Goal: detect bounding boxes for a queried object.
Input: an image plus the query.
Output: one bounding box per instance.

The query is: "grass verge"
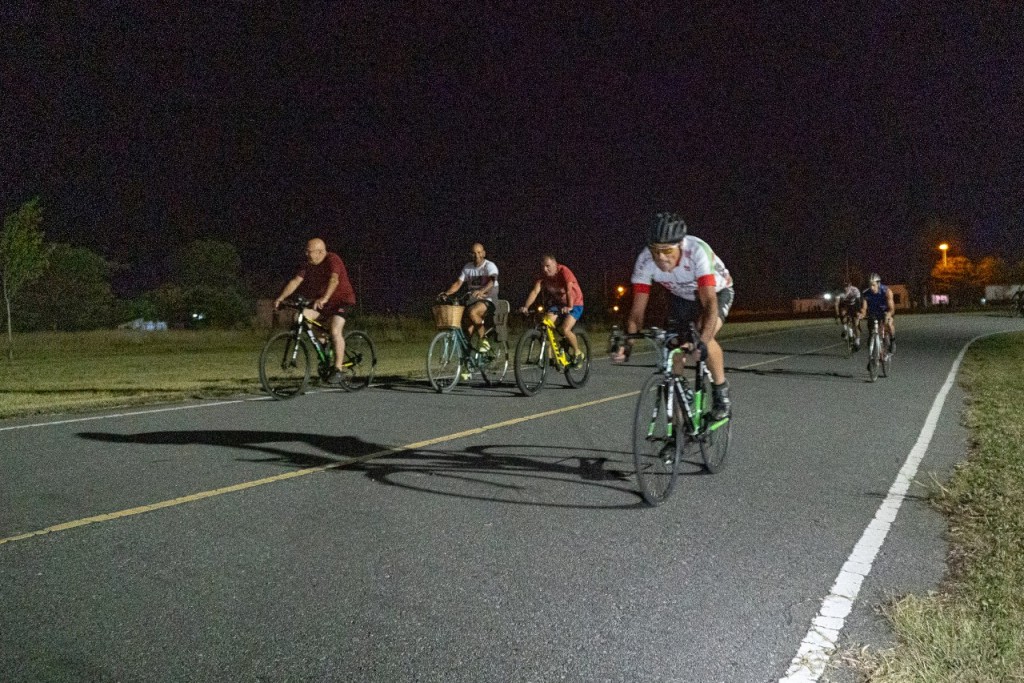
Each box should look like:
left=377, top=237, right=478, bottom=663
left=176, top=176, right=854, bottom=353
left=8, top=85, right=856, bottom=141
left=0, top=316, right=830, bottom=419
left=853, top=332, right=1024, bottom=681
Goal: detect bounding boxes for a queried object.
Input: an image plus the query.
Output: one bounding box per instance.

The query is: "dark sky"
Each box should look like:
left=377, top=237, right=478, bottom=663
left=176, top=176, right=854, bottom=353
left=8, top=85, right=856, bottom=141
left=3, top=2, right=1023, bottom=311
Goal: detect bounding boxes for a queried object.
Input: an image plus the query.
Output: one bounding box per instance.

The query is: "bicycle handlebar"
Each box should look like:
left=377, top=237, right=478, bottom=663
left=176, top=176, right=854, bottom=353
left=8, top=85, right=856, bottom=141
left=609, top=325, right=707, bottom=361
left=278, top=296, right=313, bottom=311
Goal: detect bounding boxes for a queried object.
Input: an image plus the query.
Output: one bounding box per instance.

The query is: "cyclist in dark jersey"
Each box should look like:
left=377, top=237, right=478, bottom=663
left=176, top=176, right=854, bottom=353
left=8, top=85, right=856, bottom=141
left=273, top=238, right=357, bottom=384
left=857, top=273, right=896, bottom=354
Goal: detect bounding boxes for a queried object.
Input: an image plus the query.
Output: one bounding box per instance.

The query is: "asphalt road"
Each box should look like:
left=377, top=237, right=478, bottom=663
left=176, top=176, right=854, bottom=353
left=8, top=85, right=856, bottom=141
left=2, top=313, right=1022, bottom=682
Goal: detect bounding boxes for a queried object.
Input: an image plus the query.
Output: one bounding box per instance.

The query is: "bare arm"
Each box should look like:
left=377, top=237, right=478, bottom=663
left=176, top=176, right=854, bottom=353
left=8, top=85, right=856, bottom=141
left=274, top=276, right=304, bottom=308
left=626, top=289, right=649, bottom=335
left=442, top=279, right=463, bottom=297
left=520, top=280, right=543, bottom=312
left=316, top=274, right=340, bottom=309
left=696, top=285, right=719, bottom=345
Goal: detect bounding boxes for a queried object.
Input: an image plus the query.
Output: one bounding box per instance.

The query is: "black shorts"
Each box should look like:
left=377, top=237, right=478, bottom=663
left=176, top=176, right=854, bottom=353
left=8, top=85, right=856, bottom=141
left=668, top=287, right=734, bottom=330
left=468, top=299, right=496, bottom=318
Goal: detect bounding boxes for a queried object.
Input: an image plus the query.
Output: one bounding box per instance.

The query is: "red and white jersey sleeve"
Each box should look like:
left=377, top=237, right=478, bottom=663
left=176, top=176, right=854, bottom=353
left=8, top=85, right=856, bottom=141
left=630, top=235, right=732, bottom=301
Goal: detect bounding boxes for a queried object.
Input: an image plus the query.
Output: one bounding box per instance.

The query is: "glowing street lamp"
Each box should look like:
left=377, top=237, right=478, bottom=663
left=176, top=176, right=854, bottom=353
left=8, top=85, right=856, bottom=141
left=938, top=243, right=949, bottom=266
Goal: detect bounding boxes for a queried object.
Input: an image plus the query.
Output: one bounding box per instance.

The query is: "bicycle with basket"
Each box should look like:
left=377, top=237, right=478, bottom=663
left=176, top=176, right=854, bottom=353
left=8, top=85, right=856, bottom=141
left=425, top=293, right=510, bottom=392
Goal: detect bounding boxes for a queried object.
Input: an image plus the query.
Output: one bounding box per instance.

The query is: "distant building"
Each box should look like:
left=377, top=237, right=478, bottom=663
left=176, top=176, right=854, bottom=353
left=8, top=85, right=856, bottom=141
left=985, top=284, right=1024, bottom=302
left=792, top=284, right=911, bottom=314
left=118, top=318, right=168, bottom=331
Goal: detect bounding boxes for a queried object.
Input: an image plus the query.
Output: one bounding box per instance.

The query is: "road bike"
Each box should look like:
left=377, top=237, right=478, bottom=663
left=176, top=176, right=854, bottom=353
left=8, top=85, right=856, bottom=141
left=839, top=311, right=860, bottom=357
left=426, top=296, right=510, bottom=393
left=611, top=325, right=731, bottom=506
left=259, top=296, right=377, bottom=399
left=512, top=312, right=592, bottom=397
left=865, top=316, right=892, bottom=382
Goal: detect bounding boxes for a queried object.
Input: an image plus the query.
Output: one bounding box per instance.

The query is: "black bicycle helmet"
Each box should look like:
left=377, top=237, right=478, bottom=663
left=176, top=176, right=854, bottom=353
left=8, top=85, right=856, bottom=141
left=649, top=212, right=688, bottom=244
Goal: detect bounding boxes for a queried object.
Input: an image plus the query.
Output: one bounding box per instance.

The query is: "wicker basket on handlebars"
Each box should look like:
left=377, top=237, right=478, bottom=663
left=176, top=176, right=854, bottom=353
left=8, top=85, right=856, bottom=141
left=432, top=304, right=465, bottom=329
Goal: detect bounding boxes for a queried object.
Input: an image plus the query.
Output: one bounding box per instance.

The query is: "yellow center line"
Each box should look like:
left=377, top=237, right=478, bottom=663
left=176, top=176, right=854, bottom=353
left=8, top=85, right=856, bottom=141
left=737, top=341, right=845, bottom=369
left=0, top=391, right=639, bottom=547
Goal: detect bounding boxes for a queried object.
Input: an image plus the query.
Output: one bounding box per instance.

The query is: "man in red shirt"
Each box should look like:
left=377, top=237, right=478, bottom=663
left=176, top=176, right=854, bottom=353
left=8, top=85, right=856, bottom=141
left=518, top=255, right=585, bottom=363
left=273, top=238, right=356, bottom=384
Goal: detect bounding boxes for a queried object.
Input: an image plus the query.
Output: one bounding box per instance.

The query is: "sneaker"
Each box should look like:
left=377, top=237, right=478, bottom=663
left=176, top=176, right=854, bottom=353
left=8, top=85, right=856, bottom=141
left=326, top=369, right=346, bottom=385
left=477, top=338, right=491, bottom=353
left=459, top=370, right=472, bottom=381
left=570, top=349, right=586, bottom=368
left=711, top=384, right=731, bottom=421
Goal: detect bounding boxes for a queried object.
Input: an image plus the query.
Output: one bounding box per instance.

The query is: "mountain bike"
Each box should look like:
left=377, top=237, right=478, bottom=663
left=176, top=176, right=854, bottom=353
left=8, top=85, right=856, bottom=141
left=610, top=325, right=731, bottom=506
left=512, top=312, right=592, bottom=397
left=259, top=296, right=377, bottom=399
left=426, top=296, right=510, bottom=393
left=865, top=316, right=892, bottom=382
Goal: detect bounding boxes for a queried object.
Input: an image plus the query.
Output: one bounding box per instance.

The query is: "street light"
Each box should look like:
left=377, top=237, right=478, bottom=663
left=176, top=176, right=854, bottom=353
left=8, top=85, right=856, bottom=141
left=938, top=243, right=949, bottom=266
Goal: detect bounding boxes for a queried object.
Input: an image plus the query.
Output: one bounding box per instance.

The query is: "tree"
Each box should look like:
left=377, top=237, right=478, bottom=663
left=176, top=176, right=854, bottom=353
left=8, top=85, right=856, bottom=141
left=146, top=239, right=254, bottom=328
left=0, top=198, right=49, bottom=359
left=932, top=255, right=978, bottom=306
left=14, top=244, right=117, bottom=331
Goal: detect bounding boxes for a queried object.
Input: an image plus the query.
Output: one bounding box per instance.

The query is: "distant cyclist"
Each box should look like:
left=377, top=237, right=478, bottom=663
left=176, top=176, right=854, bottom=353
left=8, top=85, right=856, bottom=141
left=857, top=273, right=896, bottom=354
left=835, top=282, right=861, bottom=350
left=440, top=242, right=499, bottom=352
left=519, top=255, right=585, bottom=364
left=1013, top=287, right=1024, bottom=317
left=611, top=212, right=735, bottom=420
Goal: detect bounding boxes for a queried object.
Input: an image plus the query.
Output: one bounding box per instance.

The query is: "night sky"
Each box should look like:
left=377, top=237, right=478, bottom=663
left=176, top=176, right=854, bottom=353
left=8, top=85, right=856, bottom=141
left=3, top=3, right=1023, bottom=311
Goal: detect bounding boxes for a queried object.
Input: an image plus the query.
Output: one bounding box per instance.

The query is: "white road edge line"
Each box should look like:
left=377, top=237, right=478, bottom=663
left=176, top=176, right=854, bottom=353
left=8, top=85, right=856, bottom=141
left=778, top=332, right=991, bottom=682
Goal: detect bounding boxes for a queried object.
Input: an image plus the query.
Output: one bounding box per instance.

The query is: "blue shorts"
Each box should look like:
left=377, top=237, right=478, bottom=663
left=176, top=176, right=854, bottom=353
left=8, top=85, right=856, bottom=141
left=547, top=305, right=583, bottom=321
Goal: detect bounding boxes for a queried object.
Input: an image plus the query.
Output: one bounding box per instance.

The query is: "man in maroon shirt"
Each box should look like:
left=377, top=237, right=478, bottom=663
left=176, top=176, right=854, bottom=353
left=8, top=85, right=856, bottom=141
left=273, top=238, right=356, bottom=384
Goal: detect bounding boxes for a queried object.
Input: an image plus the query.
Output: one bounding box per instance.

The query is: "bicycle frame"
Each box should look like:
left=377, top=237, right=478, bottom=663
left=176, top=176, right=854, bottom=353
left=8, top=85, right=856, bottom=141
left=538, top=317, right=572, bottom=370
left=639, top=328, right=720, bottom=438
left=286, top=303, right=359, bottom=375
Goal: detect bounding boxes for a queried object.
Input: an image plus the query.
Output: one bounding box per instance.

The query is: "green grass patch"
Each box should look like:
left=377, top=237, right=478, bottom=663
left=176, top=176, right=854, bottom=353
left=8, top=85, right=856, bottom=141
left=0, top=316, right=829, bottom=419
left=854, top=332, right=1024, bottom=681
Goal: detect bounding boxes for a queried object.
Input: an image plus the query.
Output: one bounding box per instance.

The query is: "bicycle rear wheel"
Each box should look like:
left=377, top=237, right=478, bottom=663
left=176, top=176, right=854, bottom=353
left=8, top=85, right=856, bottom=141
left=481, top=339, right=510, bottom=386
left=564, top=331, right=592, bottom=388
left=632, top=373, right=680, bottom=506
left=880, top=333, right=891, bottom=378
left=699, top=378, right=731, bottom=473
left=340, top=331, right=376, bottom=391
left=514, top=329, right=548, bottom=396
left=259, top=331, right=311, bottom=399
left=427, top=330, right=462, bottom=393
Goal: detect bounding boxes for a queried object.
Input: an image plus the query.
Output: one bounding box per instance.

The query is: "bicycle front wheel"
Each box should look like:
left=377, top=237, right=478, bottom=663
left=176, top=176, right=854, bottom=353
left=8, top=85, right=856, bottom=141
left=259, top=331, right=311, bottom=400
left=514, top=329, right=548, bottom=396
left=481, top=339, right=510, bottom=386
left=340, top=331, right=376, bottom=391
left=427, top=330, right=462, bottom=393
left=632, top=373, right=680, bottom=506
left=564, top=331, right=592, bottom=388
left=867, top=334, right=879, bottom=382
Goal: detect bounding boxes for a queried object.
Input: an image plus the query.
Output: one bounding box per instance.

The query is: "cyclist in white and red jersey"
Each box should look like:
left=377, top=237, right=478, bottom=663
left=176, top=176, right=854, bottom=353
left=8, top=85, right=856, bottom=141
left=835, top=282, right=862, bottom=349
left=611, top=212, right=735, bottom=420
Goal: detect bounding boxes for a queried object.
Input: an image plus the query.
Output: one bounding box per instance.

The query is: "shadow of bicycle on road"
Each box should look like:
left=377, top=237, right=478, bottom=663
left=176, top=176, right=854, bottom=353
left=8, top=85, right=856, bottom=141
left=76, top=431, right=645, bottom=509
